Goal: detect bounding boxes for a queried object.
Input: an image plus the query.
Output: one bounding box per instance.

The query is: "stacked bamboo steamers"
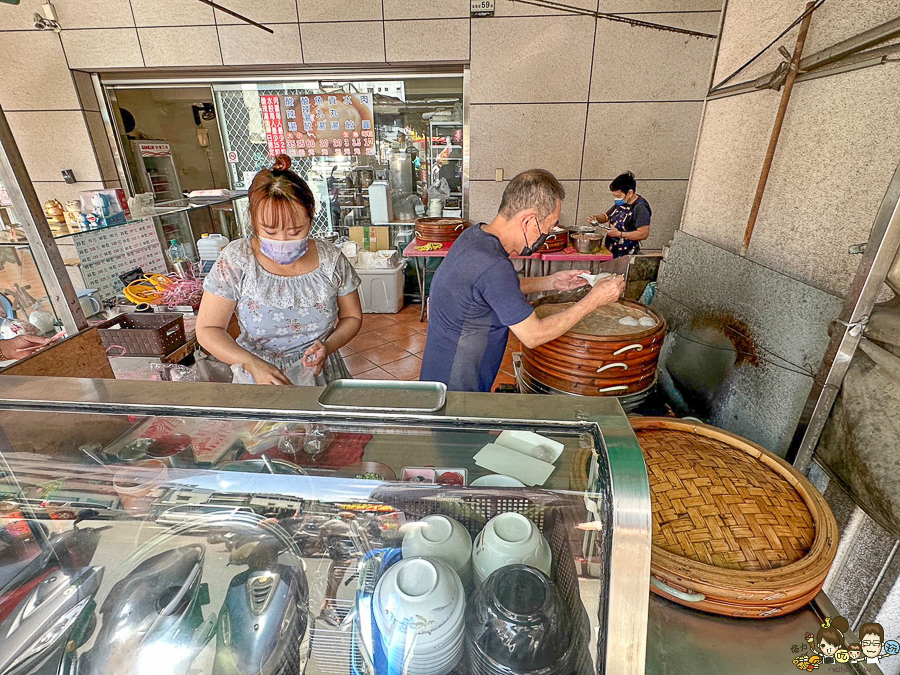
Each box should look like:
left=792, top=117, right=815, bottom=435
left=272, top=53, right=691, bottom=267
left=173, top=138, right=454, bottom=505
left=414, top=217, right=469, bottom=245
left=520, top=300, right=665, bottom=409
left=632, top=418, right=839, bottom=618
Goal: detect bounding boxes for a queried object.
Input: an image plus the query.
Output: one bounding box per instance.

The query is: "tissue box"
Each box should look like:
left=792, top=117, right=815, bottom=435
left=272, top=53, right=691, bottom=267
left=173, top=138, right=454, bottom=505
left=350, top=225, right=390, bottom=252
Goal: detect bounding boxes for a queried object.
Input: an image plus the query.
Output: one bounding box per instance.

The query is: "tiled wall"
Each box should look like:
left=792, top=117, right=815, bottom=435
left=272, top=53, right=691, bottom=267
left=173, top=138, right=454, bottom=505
left=682, top=0, right=900, bottom=296
left=0, top=0, right=722, bottom=249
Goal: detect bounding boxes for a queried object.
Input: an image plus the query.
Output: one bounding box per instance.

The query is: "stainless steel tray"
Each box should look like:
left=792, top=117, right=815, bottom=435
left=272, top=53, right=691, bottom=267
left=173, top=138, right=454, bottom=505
left=317, top=379, right=447, bottom=412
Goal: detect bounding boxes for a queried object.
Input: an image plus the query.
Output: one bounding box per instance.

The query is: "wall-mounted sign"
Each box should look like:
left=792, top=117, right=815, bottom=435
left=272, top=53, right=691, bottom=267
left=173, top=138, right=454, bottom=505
left=471, top=0, right=495, bottom=17
left=278, top=92, right=376, bottom=159
left=226, top=150, right=238, bottom=163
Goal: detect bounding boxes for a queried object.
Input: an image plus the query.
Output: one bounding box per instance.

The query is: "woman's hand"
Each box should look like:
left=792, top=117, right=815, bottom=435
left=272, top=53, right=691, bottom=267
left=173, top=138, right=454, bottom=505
left=303, top=340, right=328, bottom=376
left=551, top=269, right=590, bottom=292
left=0, top=335, right=49, bottom=360
left=608, top=226, right=623, bottom=238
left=243, top=357, right=292, bottom=385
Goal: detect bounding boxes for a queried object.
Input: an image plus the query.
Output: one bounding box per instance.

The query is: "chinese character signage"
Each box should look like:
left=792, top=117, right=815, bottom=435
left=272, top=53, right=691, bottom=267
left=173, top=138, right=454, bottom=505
left=260, top=95, right=287, bottom=157
left=261, top=92, right=376, bottom=159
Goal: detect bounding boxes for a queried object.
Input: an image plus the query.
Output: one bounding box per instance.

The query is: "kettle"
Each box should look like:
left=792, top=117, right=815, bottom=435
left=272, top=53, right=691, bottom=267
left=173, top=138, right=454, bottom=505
left=77, top=289, right=102, bottom=317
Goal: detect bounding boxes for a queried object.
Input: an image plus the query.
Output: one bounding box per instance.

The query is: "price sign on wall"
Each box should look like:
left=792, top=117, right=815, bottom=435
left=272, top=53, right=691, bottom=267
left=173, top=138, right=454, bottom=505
left=278, top=93, right=376, bottom=159
left=471, top=0, right=495, bottom=17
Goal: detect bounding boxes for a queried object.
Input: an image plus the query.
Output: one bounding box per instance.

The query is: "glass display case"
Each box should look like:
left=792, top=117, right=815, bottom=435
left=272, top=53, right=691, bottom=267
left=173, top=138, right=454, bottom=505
left=0, top=376, right=651, bottom=675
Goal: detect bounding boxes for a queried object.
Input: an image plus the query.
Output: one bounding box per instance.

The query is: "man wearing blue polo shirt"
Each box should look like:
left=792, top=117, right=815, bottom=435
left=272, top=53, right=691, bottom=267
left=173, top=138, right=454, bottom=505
left=420, top=169, right=625, bottom=392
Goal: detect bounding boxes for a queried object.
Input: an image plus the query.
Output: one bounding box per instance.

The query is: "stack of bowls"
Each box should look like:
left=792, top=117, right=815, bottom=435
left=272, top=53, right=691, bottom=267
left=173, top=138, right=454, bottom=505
left=401, top=515, right=473, bottom=586
left=467, top=565, right=573, bottom=675
left=472, top=512, right=552, bottom=585
left=373, top=557, right=466, bottom=675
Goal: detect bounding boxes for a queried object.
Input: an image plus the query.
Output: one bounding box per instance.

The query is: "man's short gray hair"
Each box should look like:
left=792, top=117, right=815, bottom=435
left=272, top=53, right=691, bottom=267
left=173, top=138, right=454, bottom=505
left=498, top=169, right=566, bottom=220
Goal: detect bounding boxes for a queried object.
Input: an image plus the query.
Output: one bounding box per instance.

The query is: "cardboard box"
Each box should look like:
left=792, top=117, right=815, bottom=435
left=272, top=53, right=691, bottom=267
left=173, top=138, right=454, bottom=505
left=349, top=225, right=391, bottom=252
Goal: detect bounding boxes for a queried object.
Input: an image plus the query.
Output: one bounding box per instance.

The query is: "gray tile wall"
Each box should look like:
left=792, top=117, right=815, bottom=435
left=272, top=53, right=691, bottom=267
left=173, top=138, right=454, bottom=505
left=0, top=0, right=723, bottom=250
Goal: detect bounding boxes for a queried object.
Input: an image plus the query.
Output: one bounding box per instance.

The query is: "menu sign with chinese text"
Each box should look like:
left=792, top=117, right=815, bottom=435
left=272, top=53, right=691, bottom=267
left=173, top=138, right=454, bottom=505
left=273, top=92, right=376, bottom=158
left=260, top=95, right=286, bottom=157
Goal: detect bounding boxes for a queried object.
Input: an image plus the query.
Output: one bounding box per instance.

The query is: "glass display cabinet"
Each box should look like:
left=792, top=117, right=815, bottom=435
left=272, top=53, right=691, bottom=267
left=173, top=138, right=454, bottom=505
left=0, top=377, right=651, bottom=675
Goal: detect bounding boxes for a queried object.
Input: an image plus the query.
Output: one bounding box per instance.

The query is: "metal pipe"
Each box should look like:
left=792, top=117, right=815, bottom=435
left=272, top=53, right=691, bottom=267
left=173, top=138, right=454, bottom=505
left=740, top=2, right=815, bottom=256
left=788, top=159, right=900, bottom=470
left=195, top=0, right=273, bottom=33
left=799, top=16, right=900, bottom=72
left=0, top=105, right=87, bottom=334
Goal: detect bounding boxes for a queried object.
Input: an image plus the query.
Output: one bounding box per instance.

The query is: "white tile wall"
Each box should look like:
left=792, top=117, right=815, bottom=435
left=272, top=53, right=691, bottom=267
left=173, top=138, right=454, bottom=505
left=213, top=0, right=298, bottom=25
left=6, top=111, right=103, bottom=182
left=62, top=29, right=144, bottom=69
left=385, top=20, right=469, bottom=63
left=138, top=27, right=223, bottom=67
left=218, top=23, right=302, bottom=66
left=54, top=0, right=135, bottom=29
left=129, top=0, right=215, bottom=27
left=300, top=21, right=385, bottom=64
left=470, top=15, right=596, bottom=104
left=0, top=32, right=80, bottom=111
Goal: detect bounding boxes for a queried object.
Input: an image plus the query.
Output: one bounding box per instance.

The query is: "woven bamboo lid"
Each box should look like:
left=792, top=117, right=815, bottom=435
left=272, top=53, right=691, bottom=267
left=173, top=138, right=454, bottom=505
left=631, top=418, right=839, bottom=618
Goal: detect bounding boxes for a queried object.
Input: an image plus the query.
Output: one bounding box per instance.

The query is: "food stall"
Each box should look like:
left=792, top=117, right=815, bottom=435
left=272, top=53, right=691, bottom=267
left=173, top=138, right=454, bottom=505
left=0, top=375, right=651, bottom=675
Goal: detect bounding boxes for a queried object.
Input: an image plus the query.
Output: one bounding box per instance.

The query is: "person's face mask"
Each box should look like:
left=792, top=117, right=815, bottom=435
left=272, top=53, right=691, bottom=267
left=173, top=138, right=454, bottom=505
left=520, top=215, right=550, bottom=256
left=613, top=192, right=628, bottom=206
left=258, top=235, right=309, bottom=265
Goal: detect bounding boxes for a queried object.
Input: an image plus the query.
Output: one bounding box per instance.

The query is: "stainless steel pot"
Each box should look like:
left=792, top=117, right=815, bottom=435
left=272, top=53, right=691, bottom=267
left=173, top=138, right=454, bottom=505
left=569, top=226, right=603, bottom=254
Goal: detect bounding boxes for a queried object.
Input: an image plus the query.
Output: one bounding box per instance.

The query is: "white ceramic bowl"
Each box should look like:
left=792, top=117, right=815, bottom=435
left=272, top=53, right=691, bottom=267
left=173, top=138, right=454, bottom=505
left=374, top=557, right=463, bottom=640
left=401, top=516, right=472, bottom=584
left=472, top=512, right=552, bottom=584
left=471, top=474, right=526, bottom=488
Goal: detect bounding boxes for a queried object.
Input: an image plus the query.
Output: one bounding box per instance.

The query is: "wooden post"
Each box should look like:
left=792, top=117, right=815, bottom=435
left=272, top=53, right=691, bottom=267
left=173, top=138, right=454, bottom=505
left=741, top=1, right=816, bottom=256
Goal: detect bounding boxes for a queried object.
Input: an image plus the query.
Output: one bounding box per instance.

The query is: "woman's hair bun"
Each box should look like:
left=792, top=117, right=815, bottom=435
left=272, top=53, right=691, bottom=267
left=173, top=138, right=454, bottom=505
left=273, top=154, right=292, bottom=172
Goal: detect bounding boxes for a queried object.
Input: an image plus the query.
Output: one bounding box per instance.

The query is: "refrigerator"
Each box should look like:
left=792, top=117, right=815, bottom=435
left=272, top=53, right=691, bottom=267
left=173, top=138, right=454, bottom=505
left=131, top=140, right=183, bottom=202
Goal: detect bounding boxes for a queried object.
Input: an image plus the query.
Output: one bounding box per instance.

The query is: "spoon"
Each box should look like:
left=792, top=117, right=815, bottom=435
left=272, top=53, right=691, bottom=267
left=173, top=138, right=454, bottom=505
left=579, top=272, right=613, bottom=287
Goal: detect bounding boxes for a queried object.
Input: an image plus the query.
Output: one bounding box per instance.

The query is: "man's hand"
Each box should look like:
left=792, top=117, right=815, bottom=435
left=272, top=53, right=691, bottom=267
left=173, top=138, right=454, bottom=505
left=551, top=269, right=590, bottom=292
left=0, top=335, right=49, bottom=360
left=584, top=275, right=625, bottom=308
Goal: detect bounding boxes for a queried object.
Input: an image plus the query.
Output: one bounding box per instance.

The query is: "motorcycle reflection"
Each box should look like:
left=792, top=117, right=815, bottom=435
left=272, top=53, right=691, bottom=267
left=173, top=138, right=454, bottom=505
left=209, top=530, right=310, bottom=675
left=0, top=510, right=107, bottom=675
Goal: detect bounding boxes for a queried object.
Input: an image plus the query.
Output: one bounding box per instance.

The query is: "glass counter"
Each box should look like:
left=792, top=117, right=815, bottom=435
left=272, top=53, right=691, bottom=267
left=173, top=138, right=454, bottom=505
left=0, top=376, right=651, bottom=674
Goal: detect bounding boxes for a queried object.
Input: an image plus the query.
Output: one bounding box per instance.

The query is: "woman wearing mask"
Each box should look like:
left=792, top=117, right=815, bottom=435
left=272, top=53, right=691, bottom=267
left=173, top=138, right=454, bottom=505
left=196, top=155, right=362, bottom=385
left=590, top=171, right=652, bottom=258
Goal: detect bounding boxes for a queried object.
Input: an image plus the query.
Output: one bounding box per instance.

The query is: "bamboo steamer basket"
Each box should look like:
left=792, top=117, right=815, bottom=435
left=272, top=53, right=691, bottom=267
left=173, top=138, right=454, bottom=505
left=414, top=217, right=469, bottom=244
left=632, top=418, right=839, bottom=618
left=539, top=227, right=568, bottom=252
left=521, top=300, right=666, bottom=396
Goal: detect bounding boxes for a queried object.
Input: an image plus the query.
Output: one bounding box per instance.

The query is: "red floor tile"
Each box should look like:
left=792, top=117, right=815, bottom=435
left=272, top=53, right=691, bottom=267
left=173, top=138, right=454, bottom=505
left=355, top=366, right=396, bottom=380
left=342, top=353, right=377, bottom=376
left=381, top=354, right=422, bottom=381
left=379, top=323, right=419, bottom=341
left=346, top=332, right=388, bottom=352
left=390, top=332, right=427, bottom=355
left=339, top=345, right=355, bottom=357
left=362, top=314, right=398, bottom=330
left=358, top=344, right=412, bottom=367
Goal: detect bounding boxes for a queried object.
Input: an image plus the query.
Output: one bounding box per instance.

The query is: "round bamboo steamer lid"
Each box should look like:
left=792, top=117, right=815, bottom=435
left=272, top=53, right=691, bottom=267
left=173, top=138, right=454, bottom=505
left=632, top=417, right=838, bottom=618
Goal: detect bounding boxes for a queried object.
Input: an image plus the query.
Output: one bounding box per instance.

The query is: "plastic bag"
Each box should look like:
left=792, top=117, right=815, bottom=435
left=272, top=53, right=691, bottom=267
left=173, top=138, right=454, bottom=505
left=230, top=356, right=317, bottom=386
left=195, top=352, right=233, bottom=383
left=150, top=362, right=197, bottom=382
left=426, top=178, right=451, bottom=202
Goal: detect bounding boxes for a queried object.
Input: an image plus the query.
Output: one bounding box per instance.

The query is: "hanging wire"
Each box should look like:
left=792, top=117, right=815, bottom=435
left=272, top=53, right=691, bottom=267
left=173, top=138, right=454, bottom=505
left=710, top=0, right=827, bottom=92
left=509, top=0, right=717, bottom=38
left=651, top=286, right=821, bottom=382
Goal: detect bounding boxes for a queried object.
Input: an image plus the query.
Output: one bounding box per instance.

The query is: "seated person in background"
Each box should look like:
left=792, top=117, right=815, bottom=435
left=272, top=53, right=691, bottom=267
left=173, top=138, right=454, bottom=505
left=591, top=171, right=651, bottom=258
